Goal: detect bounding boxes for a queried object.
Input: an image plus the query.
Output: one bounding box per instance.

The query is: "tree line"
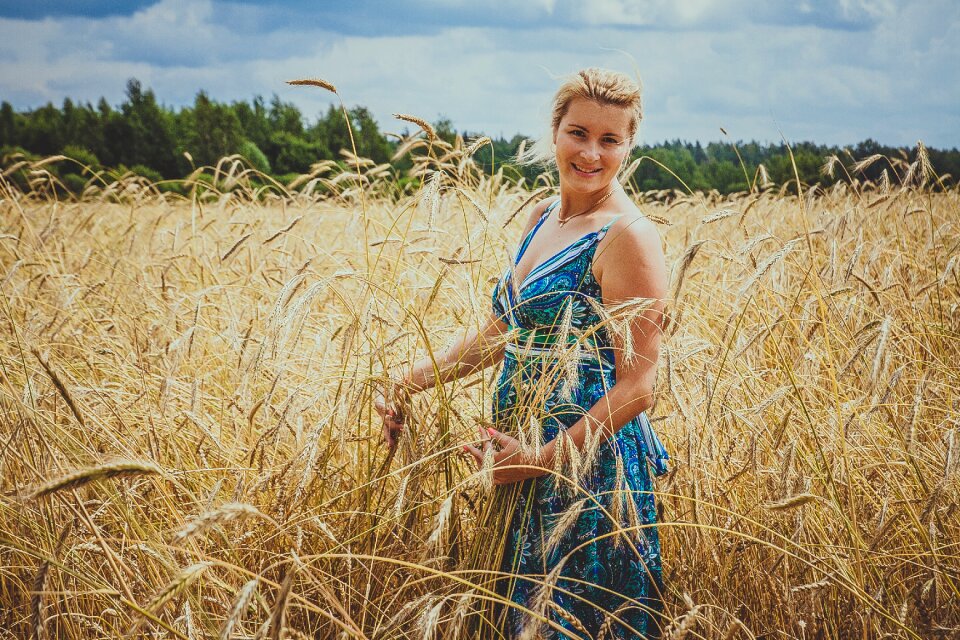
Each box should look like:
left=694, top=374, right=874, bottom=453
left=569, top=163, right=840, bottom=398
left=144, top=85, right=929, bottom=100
left=2, top=79, right=957, bottom=195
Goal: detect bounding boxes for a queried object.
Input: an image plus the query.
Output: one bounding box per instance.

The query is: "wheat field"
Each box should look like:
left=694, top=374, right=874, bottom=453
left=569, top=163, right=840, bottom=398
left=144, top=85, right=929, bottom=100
left=0, top=131, right=958, bottom=639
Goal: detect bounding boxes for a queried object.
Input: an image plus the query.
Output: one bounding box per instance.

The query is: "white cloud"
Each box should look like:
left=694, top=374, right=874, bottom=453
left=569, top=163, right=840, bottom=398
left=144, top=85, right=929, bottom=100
left=0, top=0, right=957, bottom=147
left=568, top=0, right=727, bottom=28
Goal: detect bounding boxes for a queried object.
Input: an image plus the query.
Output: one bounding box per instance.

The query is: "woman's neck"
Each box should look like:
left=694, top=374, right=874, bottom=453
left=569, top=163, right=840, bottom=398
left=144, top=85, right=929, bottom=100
left=557, top=181, right=622, bottom=223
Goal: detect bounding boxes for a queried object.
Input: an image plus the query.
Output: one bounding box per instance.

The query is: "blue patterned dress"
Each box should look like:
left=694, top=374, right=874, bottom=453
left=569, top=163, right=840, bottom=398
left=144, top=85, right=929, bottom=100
left=488, top=199, right=669, bottom=639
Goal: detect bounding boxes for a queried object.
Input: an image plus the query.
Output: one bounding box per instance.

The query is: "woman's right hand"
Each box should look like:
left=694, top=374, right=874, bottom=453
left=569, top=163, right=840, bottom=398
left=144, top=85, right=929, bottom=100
left=375, top=382, right=410, bottom=448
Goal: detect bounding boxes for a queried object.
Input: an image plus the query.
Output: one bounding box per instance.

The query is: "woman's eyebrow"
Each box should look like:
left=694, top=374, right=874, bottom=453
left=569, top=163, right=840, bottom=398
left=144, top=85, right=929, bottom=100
left=568, top=123, right=621, bottom=138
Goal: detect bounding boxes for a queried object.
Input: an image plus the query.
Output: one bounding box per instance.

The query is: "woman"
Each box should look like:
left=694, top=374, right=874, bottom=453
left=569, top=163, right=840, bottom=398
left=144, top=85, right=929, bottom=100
left=377, top=68, right=670, bottom=639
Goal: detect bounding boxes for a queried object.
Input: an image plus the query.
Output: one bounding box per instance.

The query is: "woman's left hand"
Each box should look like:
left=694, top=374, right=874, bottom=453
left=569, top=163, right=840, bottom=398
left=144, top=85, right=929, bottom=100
left=461, top=425, right=546, bottom=485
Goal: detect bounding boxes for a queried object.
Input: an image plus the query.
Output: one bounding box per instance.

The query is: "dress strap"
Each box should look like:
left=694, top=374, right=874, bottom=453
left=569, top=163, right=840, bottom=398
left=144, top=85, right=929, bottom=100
left=596, top=214, right=622, bottom=241
left=514, top=198, right=559, bottom=266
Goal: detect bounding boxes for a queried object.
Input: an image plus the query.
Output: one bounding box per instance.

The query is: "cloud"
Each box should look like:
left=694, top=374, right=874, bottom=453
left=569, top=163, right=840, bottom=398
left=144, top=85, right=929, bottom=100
left=0, top=0, right=156, bottom=20
left=0, top=0, right=340, bottom=69
left=0, top=0, right=957, bottom=147
left=751, top=0, right=897, bottom=31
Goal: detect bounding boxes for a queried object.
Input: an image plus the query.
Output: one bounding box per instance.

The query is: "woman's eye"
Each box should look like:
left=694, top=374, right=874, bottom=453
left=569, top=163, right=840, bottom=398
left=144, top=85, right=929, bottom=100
left=604, top=137, right=620, bottom=144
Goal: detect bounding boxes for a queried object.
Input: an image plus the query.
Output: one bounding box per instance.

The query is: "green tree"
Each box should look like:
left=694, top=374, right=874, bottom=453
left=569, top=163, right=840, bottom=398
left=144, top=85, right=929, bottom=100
left=116, top=79, right=178, bottom=176
left=186, top=91, right=242, bottom=167
left=233, top=96, right=271, bottom=151
left=270, top=131, right=328, bottom=174
left=433, top=116, right=456, bottom=145
left=21, top=103, right=64, bottom=156
left=239, top=139, right=271, bottom=174
left=310, top=104, right=349, bottom=161
left=269, top=95, right=304, bottom=135
left=350, top=106, right=390, bottom=163
left=0, top=102, right=15, bottom=145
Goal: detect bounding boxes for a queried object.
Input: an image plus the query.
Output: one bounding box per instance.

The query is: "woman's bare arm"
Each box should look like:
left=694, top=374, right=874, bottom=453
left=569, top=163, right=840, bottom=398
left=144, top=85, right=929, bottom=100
left=540, top=215, right=668, bottom=457
left=379, top=198, right=557, bottom=446
left=396, top=197, right=557, bottom=394
left=398, top=311, right=510, bottom=393
left=379, top=308, right=509, bottom=446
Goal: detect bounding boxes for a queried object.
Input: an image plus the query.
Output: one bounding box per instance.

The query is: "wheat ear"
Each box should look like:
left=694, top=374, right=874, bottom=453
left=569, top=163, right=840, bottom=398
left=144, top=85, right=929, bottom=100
left=286, top=78, right=338, bottom=94
left=25, top=460, right=161, bottom=500
left=393, top=113, right=437, bottom=141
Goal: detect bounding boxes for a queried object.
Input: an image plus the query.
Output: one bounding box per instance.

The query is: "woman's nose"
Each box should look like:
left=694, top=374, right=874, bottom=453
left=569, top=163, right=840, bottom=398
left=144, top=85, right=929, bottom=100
left=579, top=142, right=600, bottom=161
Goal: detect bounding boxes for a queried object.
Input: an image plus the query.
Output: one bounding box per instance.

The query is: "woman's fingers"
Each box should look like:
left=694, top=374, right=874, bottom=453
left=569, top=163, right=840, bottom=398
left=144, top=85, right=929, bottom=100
left=476, top=423, right=491, bottom=443
left=383, top=423, right=400, bottom=447
left=380, top=404, right=404, bottom=447
left=383, top=425, right=392, bottom=447
left=485, top=427, right=513, bottom=448
left=462, top=443, right=484, bottom=463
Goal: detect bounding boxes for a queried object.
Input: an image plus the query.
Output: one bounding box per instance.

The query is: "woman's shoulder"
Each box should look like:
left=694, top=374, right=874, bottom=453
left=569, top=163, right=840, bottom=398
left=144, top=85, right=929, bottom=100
left=533, top=195, right=561, bottom=218
left=518, top=195, right=560, bottom=235
left=605, top=202, right=662, bottom=246
left=595, top=203, right=666, bottom=277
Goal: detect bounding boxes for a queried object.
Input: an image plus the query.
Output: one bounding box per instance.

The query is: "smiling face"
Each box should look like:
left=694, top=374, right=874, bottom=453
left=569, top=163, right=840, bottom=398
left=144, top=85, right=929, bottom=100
left=552, top=97, right=633, bottom=194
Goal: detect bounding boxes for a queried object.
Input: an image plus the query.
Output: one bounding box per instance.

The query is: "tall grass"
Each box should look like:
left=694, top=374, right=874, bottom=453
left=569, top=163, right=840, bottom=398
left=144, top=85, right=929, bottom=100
left=0, top=130, right=957, bottom=638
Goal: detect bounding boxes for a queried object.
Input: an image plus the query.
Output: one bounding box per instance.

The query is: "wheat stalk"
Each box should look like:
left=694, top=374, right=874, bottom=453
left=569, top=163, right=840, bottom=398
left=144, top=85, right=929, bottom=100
left=31, top=347, right=84, bottom=427
left=548, top=600, right=590, bottom=637
left=220, top=578, right=259, bottom=640
left=393, top=113, right=437, bottom=141
left=31, top=521, right=72, bottom=640
left=221, top=232, right=252, bottom=262
left=544, top=498, right=587, bottom=557
left=130, top=562, right=212, bottom=633
left=393, top=474, right=410, bottom=518
left=464, top=136, right=491, bottom=157
left=664, top=593, right=702, bottom=639
left=503, top=187, right=551, bottom=227
left=25, top=461, right=161, bottom=500
left=904, top=373, right=927, bottom=455
left=871, top=316, right=892, bottom=385
left=267, top=567, right=295, bottom=640
left=423, top=170, right=442, bottom=230
left=424, top=492, right=455, bottom=556
left=418, top=597, right=444, bottom=640
left=671, top=240, right=706, bottom=303
left=764, top=493, right=820, bottom=511
left=175, top=502, right=270, bottom=541
left=738, top=239, right=801, bottom=298
left=286, top=78, right=338, bottom=94
left=851, top=154, right=884, bottom=175
left=702, top=209, right=741, bottom=224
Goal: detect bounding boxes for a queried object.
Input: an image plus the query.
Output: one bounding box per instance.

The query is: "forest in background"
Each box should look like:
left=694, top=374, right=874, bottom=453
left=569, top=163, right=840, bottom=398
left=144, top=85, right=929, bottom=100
left=2, top=79, right=958, bottom=195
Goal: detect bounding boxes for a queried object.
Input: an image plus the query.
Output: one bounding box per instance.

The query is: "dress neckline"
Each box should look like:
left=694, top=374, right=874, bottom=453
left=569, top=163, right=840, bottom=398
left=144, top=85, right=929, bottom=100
left=510, top=199, right=620, bottom=297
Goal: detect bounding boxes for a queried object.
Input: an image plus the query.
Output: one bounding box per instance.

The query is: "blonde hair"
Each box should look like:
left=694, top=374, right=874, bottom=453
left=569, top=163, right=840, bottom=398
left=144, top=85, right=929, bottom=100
left=518, top=67, right=643, bottom=168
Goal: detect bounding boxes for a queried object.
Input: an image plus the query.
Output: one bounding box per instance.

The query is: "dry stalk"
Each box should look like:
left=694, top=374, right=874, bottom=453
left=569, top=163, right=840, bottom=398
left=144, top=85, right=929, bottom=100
left=130, top=562, right=212, bottom=633
left=544, top=498, right=587, bottom=557
left=764, top=493, right=820, bottom=511
left=286, top=78, right=338, bottom=94
left=175, top=502, right=271, bottom=541
left=31, top=347, right=84, bottom=427
left=25, top=461, right=161, bottom=500
left=393, top=113, right=437, bottom=141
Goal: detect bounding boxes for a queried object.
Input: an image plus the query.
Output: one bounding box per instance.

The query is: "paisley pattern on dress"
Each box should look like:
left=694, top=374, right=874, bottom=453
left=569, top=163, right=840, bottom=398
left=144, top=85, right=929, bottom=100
left=489, top=199, right=668, bottom=639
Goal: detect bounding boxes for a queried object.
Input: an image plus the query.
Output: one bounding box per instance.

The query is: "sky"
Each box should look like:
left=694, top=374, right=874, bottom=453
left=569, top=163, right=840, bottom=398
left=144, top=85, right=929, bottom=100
left=0, top=0, right=958, bottom=148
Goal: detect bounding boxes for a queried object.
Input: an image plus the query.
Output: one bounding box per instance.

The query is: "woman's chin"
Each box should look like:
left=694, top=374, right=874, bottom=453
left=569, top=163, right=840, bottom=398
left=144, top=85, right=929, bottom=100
left=563, top=173, right=612, bottom=192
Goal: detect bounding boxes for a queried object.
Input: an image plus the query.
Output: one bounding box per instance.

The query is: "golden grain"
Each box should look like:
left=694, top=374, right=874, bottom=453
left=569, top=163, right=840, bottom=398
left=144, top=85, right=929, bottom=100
left=0, top=143, right=956, bottom=638
left=764, top=493, right=820, bottom=511
left=393, top=113, right=437, bottom=141
left=25, top=460, right=161, bottom=500
left=286, top=78, right=338, bottom=94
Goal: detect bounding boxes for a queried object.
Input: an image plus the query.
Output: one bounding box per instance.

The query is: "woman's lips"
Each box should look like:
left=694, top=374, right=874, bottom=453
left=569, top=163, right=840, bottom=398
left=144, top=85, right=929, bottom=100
left=572, top=163, right=601, bottom=176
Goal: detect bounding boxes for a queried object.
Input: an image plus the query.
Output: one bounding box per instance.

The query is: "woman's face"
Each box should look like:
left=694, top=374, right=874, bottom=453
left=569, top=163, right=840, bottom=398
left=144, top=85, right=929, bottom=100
left=552, top=97, right=633, bottom=194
